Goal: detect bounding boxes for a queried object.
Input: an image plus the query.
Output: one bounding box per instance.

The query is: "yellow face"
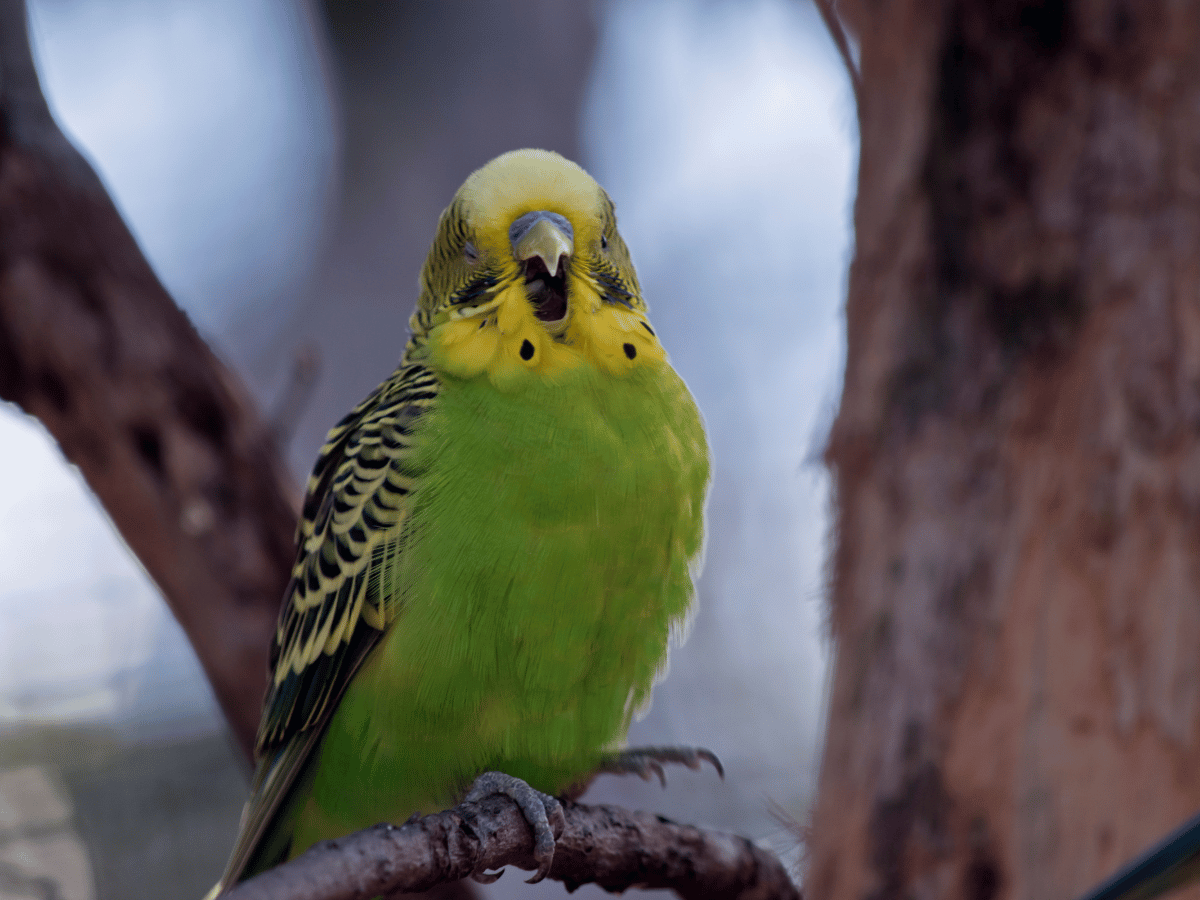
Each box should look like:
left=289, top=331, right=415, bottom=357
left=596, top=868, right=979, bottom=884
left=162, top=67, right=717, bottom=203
left=407, top=149, right=666, bottom=387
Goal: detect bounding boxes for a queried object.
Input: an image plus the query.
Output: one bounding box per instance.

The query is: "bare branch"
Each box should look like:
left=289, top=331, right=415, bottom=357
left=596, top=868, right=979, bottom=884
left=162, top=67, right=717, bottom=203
left=0, top=0, right=295, bottom=759
left=223, top=794, right=801, bottom=900
left=812, top=0, right=861, bottom=112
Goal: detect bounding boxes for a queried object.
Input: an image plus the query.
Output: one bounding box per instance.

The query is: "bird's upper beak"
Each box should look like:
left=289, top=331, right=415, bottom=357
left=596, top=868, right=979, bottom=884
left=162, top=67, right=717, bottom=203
left=510, top=210, right=573, bottom=274
left=510, top=210, right=572, bottom=324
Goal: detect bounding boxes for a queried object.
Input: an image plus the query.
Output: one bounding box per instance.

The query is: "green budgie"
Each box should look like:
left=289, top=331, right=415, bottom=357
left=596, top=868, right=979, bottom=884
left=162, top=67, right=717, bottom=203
left=213, top=149, right=713, bottom=892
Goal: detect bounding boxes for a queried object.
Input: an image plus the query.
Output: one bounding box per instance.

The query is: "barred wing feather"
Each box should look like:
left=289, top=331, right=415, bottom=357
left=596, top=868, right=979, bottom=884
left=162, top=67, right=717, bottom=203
left=217, top=364, right=438, bottom=889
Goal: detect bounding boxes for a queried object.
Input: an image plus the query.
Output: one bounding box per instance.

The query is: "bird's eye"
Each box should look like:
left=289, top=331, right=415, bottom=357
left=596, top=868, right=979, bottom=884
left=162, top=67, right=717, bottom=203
left=464, top=241, right=479, bottom=262
left=600, top=234, right=608, bottom=250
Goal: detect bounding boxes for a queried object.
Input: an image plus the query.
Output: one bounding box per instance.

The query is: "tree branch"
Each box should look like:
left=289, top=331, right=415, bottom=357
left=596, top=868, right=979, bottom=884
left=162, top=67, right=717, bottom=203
left=0, top=0, right=295, bottom=760
left=223, top=794, right=800, bottom=900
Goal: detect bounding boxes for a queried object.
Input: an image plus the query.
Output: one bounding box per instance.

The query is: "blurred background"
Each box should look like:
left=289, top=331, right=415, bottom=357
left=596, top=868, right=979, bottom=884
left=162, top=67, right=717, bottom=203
left=0, top=1, right=855, bottom=897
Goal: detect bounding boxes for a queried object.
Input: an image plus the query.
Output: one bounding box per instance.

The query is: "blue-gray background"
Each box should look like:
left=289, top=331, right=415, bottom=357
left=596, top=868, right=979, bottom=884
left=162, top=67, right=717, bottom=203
left=0, top=2, right=855, bottom=896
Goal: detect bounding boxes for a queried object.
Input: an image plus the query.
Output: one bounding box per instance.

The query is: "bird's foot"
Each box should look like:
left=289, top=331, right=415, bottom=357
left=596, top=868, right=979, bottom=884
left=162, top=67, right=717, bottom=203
left=463, top=771, right=566, bottom=884
left=597, top=745, right=724, bottom=788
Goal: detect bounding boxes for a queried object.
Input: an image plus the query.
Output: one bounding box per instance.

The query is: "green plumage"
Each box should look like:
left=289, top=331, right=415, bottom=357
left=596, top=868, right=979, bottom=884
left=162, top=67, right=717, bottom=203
left=216, top=149, right=709, bottom=890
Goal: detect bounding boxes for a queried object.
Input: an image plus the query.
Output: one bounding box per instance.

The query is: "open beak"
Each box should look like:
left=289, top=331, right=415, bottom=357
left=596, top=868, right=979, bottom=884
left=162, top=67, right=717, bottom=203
left=510, top=210, right=573, bottom=323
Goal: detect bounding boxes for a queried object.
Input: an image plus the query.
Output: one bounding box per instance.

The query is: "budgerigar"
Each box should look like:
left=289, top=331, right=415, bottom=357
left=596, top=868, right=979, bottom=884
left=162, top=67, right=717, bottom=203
left=213, top=149, right=712, bottom=892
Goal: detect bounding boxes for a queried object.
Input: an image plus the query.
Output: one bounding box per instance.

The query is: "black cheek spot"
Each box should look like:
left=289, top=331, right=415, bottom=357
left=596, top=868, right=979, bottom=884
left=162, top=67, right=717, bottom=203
left=640, top=321, right=655, bottom=337
left=520, top=339, right=535, bottom=361
left=623, top=343, right=637, bottom=360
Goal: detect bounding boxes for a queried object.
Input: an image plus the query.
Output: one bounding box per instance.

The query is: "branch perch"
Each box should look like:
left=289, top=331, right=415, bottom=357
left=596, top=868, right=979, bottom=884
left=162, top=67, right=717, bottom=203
left=223, top=794, right=800, bottom=900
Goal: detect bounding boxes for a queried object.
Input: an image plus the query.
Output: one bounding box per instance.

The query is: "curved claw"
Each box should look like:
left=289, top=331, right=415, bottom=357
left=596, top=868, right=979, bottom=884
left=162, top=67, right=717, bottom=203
left=598, top=745, right=724, bottom=786
left=463, top=771, right=564, bottom=884
left=697, top=748, right=725, bottom=779
left=527, top=795, right=567, bottom=883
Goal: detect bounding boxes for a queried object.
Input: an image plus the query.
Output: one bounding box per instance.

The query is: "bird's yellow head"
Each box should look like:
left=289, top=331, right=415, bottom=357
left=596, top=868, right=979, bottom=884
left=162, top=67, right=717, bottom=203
left=405, top=149, right=665, bottom=387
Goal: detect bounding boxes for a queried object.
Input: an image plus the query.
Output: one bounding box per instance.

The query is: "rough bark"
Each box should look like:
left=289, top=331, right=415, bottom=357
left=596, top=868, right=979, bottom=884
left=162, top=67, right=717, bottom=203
left=0, top=0, right=296, bottom=760
left=810, top=2, right=1200, bottom=899
left=223, top=795, right=799, bottom=900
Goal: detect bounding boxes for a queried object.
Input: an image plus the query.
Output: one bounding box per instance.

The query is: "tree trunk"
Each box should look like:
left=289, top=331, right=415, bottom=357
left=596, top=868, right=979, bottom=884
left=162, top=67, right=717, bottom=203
left=810, top=2, right=1200, bottom=899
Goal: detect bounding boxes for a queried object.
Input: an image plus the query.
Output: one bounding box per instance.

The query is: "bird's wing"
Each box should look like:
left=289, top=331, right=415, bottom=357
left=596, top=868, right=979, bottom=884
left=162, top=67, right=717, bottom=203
left=216, top=363, right=440, bottom=890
